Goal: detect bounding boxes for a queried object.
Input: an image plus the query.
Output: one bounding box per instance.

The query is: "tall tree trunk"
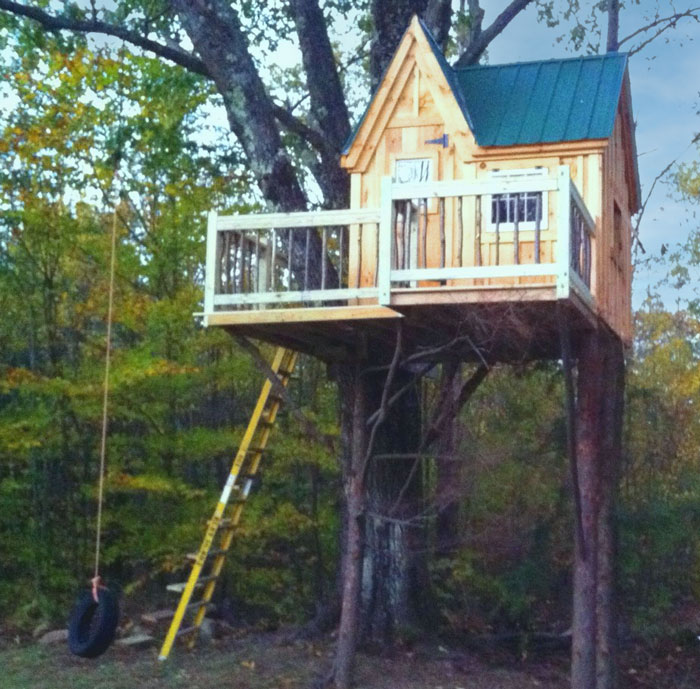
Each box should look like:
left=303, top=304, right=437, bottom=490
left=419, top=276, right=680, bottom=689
left=332, top=363, right=368, bottom=689
left=435, top=362, right=460, bottom=557
left=606, top=0, right=620, bottom=52
left=360, top=370, right=426, bottom=642
left=596, top=335, right=625, bottom=689
left=572, top=331, right=604, bottom=689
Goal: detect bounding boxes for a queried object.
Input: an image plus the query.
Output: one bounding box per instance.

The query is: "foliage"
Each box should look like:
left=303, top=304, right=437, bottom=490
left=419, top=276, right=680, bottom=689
left=0, top=33, right=339, bottom=629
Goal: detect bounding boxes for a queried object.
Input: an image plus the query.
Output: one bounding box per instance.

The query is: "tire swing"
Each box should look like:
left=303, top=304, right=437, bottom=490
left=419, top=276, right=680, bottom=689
left=68, top=202, right=120, bottom=658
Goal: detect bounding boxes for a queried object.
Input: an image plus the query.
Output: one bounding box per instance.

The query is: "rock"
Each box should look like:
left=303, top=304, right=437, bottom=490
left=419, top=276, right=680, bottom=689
left=32, top=623, right=50, bottom=640
left=114, top=633, right=155, bottom=649
left=199, top=618, right=215, bottom=643
left=38, top=629, right=68, bottom=645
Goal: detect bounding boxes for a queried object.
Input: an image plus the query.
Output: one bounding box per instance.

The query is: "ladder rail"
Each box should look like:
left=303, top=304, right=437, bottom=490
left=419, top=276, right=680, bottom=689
left=158, top=347, right=297, bottom=660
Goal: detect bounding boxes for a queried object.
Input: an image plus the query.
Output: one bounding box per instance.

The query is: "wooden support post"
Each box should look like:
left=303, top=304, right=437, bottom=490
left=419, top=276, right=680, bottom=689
left=203, top=211, right=218, bottom=326
left=596, top=334, right=625, bottom=689
left=378, top=176, right=393, bottom=305
left=557, top=166, right=571, bottom=299
left=568, top=327, right=624, bottom=689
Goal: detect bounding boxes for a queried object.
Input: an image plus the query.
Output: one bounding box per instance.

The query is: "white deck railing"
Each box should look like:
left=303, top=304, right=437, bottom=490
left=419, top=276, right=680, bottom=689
left=203, top=165, right=595, bottom=318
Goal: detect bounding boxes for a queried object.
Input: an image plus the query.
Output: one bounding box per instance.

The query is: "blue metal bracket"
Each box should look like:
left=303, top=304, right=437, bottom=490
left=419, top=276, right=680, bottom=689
left=424, top=133, right=448, bottom=148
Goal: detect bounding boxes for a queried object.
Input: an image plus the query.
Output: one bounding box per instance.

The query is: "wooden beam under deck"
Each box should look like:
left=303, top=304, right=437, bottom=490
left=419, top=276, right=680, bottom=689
left=206, top=305, right=403, bottom=327
left=206, top=296, right=599, bottom=365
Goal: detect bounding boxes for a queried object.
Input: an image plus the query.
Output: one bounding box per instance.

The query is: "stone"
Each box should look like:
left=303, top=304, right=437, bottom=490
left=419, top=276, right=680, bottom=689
left=38, top=629, right=68, bottom=645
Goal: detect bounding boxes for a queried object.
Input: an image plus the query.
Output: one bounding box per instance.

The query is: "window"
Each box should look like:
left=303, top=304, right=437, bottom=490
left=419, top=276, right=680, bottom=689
left=485, top=167, right=548, bottom=232
left=394, top=157, right=433, bottom=184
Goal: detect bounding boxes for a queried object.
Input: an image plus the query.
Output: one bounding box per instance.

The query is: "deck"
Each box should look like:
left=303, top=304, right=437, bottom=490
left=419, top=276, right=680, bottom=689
left=202, top=166, right=598, bottom=363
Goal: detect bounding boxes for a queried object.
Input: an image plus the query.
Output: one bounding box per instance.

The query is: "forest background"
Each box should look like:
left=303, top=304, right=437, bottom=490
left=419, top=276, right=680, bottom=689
left=1, top=0, right=700, bottom=665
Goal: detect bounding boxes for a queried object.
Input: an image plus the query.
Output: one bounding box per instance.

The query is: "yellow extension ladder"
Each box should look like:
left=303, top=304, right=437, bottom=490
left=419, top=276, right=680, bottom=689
left=158, top=347, right=297, bottom=660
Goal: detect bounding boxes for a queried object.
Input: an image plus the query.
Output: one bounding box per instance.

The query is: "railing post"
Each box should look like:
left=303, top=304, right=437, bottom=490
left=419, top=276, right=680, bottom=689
left=378, top=176, right=393, bottom=305
left=204, top=210, right=219, bottom=326
left=556, top=166, right=571, bottom=299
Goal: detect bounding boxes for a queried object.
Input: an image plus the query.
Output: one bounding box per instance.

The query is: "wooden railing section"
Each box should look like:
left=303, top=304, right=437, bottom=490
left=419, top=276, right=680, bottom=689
left=204, top=209, right=381, bottom=313
left=204, top=166, right=595, bottom=318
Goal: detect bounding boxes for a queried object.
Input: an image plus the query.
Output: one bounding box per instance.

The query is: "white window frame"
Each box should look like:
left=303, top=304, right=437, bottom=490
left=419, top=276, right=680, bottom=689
left=483, top=167, right=549, bottom=233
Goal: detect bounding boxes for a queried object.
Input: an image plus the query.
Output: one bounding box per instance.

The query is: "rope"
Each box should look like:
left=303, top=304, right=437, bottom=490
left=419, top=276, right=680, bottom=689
left=93, top=202, right=119, bottom=593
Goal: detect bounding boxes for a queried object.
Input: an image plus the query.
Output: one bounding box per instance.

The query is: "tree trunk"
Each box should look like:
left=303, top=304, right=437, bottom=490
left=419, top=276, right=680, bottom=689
left=360, top=370, right=427, bottom=643
left=571, top=331, right=603, bottom=689
left=571, top=329, right=624, bottom=689
left=332, top=362, right=368, bottom=689
left=596, top=335, right=625, bottom=689
left=606, top=0, right=620, bottom=52
left=435, top=362, right=461, bottom=557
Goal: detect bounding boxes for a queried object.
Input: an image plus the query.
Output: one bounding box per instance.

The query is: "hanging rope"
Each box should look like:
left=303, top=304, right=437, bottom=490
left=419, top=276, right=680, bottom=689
left=92, top=201, right=119, bottom=601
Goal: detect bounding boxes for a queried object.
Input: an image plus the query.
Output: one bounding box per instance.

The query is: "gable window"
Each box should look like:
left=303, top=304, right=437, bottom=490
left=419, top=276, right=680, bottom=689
left=486, top=168, right=548, bottom=232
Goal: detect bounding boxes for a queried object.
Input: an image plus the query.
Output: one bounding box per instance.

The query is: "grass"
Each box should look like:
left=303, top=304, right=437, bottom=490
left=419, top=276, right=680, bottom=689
left=0, top=630, right=570, bottom=689
left=3, top=629, right=699, bottom=689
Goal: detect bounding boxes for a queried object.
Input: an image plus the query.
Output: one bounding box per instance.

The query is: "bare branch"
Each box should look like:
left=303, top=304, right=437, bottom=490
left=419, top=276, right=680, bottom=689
left=0, top=0, right=210, bottom=77
left=632, top=132, right=700, bottom=256
left=420, top=363, right=488, bottom=451
left=619, top=7, right=700, bottom=54
left=361, top=322, right=404, bottom=479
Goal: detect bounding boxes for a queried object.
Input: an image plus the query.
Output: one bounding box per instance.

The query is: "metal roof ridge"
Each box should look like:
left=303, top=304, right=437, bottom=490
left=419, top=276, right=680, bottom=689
left=453, top=51, right=628, bottom=73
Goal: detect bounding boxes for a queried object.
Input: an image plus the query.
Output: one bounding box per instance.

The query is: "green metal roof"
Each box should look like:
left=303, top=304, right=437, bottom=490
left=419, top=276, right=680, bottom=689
left=342, top=19, right=630, bottom=152
left=454, top=54, right=628, bottom=147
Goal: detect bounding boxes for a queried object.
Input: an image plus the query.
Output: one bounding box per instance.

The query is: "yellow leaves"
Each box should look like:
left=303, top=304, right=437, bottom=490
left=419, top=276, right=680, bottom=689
left=0, top=366, right=44, bottom=393
left=111, top=472, right=180, bottom=494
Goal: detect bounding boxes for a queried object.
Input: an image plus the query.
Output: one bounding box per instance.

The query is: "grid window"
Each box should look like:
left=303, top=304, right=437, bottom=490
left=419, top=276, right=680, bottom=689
left=491, top=192, right=544, bottom=226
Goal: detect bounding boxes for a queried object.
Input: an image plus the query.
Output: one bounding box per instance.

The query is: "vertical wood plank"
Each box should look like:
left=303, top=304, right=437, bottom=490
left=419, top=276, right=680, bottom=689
left=378, top=176, right=393, bottom=304
left=204, top=211, right=219, bottom=324
left=556, top=165, right=571, bottom=299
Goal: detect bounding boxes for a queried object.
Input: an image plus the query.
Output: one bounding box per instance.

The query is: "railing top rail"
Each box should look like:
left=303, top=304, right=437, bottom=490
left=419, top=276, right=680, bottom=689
left=569, top=180, right=596, bottom=235
left=216, top=207, right=381, bottom=231
left=390, top=177, right=558, bottom=201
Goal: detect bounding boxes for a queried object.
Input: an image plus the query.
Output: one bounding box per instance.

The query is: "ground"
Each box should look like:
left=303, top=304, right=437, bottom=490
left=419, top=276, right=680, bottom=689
left=1, top=629, right=699, bottom=689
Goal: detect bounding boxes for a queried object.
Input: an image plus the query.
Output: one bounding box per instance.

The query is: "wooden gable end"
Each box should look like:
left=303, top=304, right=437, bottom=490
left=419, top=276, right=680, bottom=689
left=341, top=16, right=476, bottom=175
left=616, top=73, right=641, bottom=214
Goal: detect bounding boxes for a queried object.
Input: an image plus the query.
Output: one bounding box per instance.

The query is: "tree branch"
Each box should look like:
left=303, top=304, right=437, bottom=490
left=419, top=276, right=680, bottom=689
left=271, top=103, right=330, bottom=154
left=619, top=7, right=700, bottom=53
left=454, top=0, right=534, bottom=67
left=290, top=0, right=350, bottom=153
left=0, top=0, right=210, bottom=77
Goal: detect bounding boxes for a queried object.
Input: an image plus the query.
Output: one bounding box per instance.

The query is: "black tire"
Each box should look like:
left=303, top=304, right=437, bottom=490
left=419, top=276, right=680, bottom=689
left=68, top=588, right=120, bottom=658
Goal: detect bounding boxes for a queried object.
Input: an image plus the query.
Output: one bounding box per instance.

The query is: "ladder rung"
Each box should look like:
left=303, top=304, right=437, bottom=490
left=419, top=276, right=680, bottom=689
left=166, top=575, right=218, bottom=594
left=210, top=517, right=236, bottom=528
left=142, top=601, right=213, bottom=625
left=141, top=608, right=176, bottom=626
left=175, top=625, right=198, bottom=638
left=186, top=549, right=227, bottom=562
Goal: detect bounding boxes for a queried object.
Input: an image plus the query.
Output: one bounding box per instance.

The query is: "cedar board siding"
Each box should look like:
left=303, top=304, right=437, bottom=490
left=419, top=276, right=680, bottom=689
left=342, top=23, right=635, bottom=344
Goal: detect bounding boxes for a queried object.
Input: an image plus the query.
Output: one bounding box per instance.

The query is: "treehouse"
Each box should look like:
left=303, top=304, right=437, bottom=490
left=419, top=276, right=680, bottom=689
left=157, top=17, right=641, bottom=660
left=201, top=17, right=640, bottom=363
